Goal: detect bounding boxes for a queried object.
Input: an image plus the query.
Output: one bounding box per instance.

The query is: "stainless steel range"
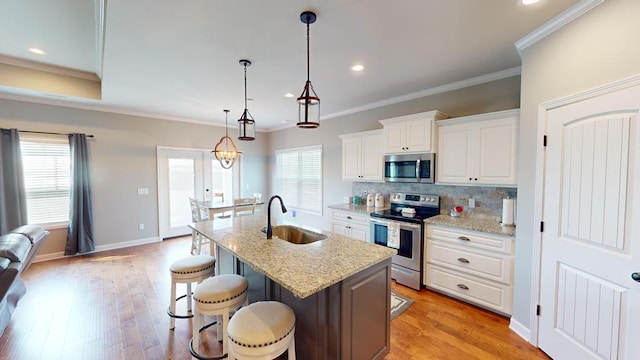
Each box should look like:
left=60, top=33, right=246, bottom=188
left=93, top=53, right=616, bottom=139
left=370, top=193, right=440, bottom=290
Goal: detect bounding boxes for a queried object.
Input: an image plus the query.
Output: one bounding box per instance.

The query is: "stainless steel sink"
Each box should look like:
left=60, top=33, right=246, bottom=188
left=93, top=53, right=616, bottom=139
left=262, top=225, right=327, bottom=244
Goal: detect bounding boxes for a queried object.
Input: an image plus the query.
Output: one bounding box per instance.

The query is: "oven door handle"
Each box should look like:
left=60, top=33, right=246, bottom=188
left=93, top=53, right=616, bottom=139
left=370, top=218, right=391, bottom=227
left=370, top=218, right=421, bottom=230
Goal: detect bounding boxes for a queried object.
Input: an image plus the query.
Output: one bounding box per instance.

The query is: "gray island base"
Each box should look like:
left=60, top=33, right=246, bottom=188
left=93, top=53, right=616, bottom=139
left=190, top=215, right=396, bottom=360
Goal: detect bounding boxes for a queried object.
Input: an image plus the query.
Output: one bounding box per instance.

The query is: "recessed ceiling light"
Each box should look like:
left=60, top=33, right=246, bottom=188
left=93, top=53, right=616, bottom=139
left=29, top=48, right=45, bottom=55
left=351, top=64, right=364, bottom=72
left=520, top=0, right=539, bottom=5
left=284, top=93, right=295, bottom=98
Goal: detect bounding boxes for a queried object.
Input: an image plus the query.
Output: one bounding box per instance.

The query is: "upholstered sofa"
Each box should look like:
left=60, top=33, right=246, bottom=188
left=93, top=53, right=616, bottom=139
left=0, top=225, right=49, bottom=336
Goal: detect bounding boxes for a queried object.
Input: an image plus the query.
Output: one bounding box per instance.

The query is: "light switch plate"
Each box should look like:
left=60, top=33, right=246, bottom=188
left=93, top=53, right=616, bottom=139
left=468, top=198, right=476, bottom=208
left=137, top=188, right=149, bottom=195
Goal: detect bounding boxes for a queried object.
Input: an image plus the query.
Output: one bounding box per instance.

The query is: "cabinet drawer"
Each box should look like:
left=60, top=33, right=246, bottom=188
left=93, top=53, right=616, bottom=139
left=424, top=264, right=512, bottom=315
left=427, top=225, right=513, bottom=254
left=426, top=240, right=512, bottom=284
left=332, top=210, right=369, bottom=226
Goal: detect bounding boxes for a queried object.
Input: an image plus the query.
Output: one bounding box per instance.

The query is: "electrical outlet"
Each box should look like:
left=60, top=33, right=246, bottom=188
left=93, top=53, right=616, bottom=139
left=137, top=188, right=149, bottom=195
left=139, top=223, right=145, bottom=230
left=468, top=198, right=476, bottom=208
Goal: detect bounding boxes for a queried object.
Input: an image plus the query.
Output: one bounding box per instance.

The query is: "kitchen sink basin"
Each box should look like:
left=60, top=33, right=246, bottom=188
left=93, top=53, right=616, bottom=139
left=262, top=225, right=327, bottom=244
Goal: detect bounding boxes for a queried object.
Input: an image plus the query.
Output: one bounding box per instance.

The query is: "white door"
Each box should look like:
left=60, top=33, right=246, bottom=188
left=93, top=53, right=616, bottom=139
left=157, top=148, right=239, bottom=239
left=539, top=84, right=640, bottom=359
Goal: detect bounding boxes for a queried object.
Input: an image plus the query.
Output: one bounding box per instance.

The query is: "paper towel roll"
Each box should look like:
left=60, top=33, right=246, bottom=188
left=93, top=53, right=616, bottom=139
left=501, top=198, right=515, bottom=226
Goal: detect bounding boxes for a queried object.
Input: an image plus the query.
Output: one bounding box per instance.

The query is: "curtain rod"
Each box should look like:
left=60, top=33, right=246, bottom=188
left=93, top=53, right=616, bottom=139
left=18, top=130, right=95, bottom=138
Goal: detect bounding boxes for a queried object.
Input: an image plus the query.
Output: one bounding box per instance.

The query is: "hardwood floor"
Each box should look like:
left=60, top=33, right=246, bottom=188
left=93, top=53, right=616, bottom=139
left=0, top=236, right=550, bottom=360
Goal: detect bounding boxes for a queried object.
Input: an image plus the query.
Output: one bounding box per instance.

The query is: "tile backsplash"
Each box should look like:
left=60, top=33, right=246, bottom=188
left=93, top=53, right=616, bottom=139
left=352, top=182, right=516, bottom=220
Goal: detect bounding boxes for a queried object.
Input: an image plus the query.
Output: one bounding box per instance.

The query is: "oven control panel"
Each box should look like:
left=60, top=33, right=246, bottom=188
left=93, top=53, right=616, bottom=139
left=390, top=193, right=439, bottom=207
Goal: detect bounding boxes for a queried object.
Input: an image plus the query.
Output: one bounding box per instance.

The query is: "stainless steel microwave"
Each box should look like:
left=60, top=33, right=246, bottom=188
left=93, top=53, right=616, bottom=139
left=384, top=153, right=435, bottom=183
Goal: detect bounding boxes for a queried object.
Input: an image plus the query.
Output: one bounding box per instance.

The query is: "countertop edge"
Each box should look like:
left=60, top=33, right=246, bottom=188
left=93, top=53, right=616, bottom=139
left=425, top=214, right=516, bottom=237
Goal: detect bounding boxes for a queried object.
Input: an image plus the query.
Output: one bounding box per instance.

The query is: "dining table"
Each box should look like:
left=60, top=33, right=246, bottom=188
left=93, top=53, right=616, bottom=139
left=198, top=199, right=264, bottom=219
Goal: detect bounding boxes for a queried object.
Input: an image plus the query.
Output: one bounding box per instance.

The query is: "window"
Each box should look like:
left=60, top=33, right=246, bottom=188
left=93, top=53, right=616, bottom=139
left=20, top=134, right=71, bottom=226
left=275, top=145, right=322, bottom=215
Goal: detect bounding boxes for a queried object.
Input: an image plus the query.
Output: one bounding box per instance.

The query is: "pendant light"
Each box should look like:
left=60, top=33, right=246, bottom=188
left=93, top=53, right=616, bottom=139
left=297, top=11, right=320, bottom=129
left=213, top=109, right=241, bottom=169
left=238, top=59, right=256, bottom=141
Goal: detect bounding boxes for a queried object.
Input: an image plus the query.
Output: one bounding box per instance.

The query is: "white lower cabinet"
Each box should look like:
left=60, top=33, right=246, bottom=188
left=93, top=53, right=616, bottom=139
left=331, top=210, right=370, bottom=242
left=424, top=224, right=514, bottom=315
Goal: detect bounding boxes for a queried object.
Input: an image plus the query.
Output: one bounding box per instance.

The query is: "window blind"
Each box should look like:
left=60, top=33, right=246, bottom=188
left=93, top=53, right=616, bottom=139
left=20, top=135, right=71, bottom=225
left=275, top=145, right=322, bottom=215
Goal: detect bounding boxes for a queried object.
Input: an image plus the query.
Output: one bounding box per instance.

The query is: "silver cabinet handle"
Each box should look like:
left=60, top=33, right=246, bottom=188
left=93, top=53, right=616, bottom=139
left=632, top=272, right=640, bottom=282
left=457, top=258, right=470, bottom=263
left=457, top=284, right=469, bottom=290
left=458, top=236, right=470, bottom=241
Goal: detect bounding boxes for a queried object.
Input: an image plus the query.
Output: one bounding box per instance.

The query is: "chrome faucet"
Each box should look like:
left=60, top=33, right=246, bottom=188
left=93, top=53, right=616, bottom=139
left=266, top=195, right=288, bottom=239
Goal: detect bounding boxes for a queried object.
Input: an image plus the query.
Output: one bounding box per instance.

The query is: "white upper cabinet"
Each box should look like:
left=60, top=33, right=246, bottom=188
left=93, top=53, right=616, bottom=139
left=379, top=110, right=448, bottom=154
left=339, top=130, right=383, bottom=182
left=436, top=109, right=519, bottom=187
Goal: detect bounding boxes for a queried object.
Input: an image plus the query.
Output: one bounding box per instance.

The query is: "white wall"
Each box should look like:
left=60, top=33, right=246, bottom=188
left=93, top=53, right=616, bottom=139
left=515, top=0, right=640, bottom=334
left=0, top=99, right=269, bottom=256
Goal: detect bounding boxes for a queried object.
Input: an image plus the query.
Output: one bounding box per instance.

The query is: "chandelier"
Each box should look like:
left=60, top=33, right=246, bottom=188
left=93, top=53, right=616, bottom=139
left=212, top=109, right=241, bottom=169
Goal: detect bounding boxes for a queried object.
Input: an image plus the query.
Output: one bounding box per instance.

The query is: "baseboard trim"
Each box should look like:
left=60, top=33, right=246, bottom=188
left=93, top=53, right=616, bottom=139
left=509, top=317, right=533, bottom=344
left=33, top=236, right=162, bottom=263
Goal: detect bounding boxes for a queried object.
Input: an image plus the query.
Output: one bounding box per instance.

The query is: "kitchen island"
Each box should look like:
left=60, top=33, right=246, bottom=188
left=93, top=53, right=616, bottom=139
left=190, top=215, right=396, bottom=360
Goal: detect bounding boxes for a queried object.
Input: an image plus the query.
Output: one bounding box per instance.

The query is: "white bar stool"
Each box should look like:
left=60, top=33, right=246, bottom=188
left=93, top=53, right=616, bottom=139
left=168, top=255, right=216, bottom=330
left=227, top=301, right=296, bottom=360
left=190, top=274, right=249, bottom=359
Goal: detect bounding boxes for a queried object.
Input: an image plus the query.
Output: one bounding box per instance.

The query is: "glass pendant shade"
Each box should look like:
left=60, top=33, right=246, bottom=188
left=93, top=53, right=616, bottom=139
left=297, top=80, right=320, bottom=128
left=213, top=110, right=241, bottom=169
left=297, top=11, right=320, bottom=129
left=238, top=109, right=255, bottom=141
left=238, top=59, right=256, bottom=141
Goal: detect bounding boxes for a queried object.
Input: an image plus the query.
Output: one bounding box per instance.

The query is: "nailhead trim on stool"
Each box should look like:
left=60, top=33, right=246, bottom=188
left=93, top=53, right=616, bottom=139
left=227, top=301, right=296, bottom=360
left=167, top=255, right=216, bottom=330
left=190, top=274, right=249, bottom=359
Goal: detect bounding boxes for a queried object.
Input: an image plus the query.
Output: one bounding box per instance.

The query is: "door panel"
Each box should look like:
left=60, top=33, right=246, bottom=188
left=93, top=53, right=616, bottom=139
left=158, top=149, right=203, bottom=238
left=157, top=148, right=239, bottom=239
left=539, top=84, right=640, bottom=359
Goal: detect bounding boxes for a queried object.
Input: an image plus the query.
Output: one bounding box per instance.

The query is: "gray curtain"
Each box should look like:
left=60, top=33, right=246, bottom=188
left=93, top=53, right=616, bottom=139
left=0, top=128, right=27, bottom=235
left=65, top=133, right=94, bottom=255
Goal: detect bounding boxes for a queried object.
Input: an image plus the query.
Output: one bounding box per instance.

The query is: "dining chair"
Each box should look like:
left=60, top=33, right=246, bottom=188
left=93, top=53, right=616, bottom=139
left=233, top=197, right=257, bottom=217
left=212, top=192, right=224, bottom=202
left=189, top=197, right=211, bottom=255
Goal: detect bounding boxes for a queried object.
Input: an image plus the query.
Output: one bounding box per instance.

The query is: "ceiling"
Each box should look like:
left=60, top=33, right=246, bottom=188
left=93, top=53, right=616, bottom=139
left=0, top=0, right=579, bottom=131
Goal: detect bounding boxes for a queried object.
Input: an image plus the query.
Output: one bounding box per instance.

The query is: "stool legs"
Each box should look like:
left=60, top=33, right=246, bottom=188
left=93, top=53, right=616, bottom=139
left=288, top=338, right=295, bottom=360
left=168, top=280, right=195, bottom=330
left=191, top=296, right=248, bottom=358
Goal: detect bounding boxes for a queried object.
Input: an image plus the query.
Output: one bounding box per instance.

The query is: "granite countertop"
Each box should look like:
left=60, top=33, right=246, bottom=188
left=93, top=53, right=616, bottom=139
left=327, top=203, right=388, bottom=214
left=189, top=215, right=396, bottom=299
left=426, top=214, right=516, bottom=237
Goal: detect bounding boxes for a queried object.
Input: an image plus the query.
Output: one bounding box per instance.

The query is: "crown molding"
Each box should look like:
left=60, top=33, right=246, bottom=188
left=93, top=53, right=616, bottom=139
left=321, top=67, right=522, bottom=123
left=515, top=0, right=605, bottom=54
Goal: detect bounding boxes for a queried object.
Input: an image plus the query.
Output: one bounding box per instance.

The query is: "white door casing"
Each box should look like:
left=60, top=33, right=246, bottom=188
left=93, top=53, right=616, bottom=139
left=539, top=83, right=640, bottom=359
